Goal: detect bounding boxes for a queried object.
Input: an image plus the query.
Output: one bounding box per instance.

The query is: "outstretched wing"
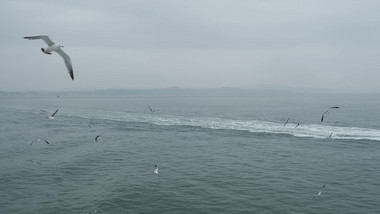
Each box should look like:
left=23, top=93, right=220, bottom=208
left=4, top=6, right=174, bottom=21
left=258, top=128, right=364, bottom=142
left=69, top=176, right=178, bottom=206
left=40, top=109, right=49, bottom=115
left=284, top=118, right=290, bottom=126
left=24, top=35, right=55, bottom=46
left=56, top=49, right=74, bottom=80
left=51, top=109, right=59, bottom=117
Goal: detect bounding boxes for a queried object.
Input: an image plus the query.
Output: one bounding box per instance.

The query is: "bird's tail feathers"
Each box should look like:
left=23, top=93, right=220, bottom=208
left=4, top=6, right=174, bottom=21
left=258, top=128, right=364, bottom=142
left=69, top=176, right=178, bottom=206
left=41, top=48, right=51, bottom=55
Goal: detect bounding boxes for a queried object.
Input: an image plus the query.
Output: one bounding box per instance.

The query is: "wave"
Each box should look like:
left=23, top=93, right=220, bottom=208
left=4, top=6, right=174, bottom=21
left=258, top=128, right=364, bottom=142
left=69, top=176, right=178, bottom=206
left=67, top=109, right=380, bottom=142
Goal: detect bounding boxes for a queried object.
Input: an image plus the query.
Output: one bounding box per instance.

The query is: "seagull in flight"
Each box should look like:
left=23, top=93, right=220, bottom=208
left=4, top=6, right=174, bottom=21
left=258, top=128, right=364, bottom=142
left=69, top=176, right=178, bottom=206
left=24, top=35, right=74, bottom=80
left=295, top=121, right=300, bottom=128
left=148, top=106, right=158, bottom=113
left=41, top=109, right=58, bottom=119
left=154, top=165, right=159, bottom=174
left=94, top=135, right=100, bottom=142
left=327, top=132, right=334, bottom=139
left=284, top=118, right=291, bottom=126
left=31, top=138, right=50, bottom=145
left=321, top=107, right=339, bottom=122
left=314, top=185, right=326, bottom=198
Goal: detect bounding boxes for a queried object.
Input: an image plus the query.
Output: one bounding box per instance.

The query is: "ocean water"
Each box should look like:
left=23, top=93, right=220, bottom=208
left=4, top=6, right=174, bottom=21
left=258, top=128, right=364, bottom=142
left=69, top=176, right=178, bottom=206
left=0, top=92, right=379, bottom=213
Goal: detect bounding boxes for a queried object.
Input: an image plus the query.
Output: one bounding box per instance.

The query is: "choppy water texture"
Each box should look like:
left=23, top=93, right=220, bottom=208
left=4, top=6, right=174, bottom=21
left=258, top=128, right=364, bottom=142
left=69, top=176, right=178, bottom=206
left=1, top=92, right=379, bottom=213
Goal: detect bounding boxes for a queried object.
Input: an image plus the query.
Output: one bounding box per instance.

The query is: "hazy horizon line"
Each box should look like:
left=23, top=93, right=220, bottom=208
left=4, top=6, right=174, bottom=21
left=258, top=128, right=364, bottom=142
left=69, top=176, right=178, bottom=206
left=1, top=86, right=379, bottom=94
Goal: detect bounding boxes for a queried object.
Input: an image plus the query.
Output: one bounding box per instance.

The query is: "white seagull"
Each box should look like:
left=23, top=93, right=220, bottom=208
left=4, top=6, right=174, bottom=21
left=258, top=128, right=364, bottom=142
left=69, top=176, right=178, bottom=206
left=24, top=35, right=74, bottom=80
left=41, top=109, right=58, bottom=119
left=31, top=138, right=50, bottom=145
left=148, top=106, right=158, bottom=113
left=154, top=165, right=159, bottom=174
left=284, top=118, right=291, bottom=126
left=321, top=107, right=339, bottom=122
left=314, top=185, right=326, bottom=198
left=295, top=121, right=300, bottom=128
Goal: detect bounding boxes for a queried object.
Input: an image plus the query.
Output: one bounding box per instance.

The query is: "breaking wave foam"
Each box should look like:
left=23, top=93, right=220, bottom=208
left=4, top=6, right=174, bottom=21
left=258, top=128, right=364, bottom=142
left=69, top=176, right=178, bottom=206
left=70, top=110, right=380, bottom=142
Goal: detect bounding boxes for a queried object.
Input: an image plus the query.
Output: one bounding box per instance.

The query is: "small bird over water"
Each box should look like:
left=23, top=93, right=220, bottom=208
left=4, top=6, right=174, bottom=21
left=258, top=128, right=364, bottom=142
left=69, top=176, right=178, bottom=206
left=295, top=121, right=300, bottom=128
left=148, top=106, right=158, bottom=113
left=314, top=185, right=326, bottom=198
left=30, top=138, right=50, bottom=145
left=41, top=109, right=58, bottom=119
left=154, top=165, right=159, bottom=174
left=284, top=118, right=291, bottom=126
left=327, top=132, right=334, bottom=139
left=321, top=107, right=339, bottom=122
left=24, top=35, right=74, bottom=80
left=94, top=135, right=100, bottom=142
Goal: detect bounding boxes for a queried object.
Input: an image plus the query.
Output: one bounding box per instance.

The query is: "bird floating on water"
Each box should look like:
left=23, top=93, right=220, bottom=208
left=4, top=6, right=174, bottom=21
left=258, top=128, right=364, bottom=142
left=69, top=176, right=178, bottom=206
left=321, top=107, right=339, bottom=122
left=154, top=165, right=159, bottom=174
left=41, top=109, right=58, bottom=119
left=314, top=185, right=326, bottom=198
left=94, top=135, right=100, bottom=142
left=24, top=35, right=74, bottom=80
left=31, top=138, right=50, bottom=145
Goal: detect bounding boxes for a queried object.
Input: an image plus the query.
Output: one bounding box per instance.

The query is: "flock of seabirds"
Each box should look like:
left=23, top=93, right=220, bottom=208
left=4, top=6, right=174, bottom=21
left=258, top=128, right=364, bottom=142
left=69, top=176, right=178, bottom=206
left=24, top=35, right=339, bottom=197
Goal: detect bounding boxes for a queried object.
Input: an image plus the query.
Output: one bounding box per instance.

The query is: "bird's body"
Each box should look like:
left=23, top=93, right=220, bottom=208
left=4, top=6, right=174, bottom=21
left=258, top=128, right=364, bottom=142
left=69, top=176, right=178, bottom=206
left=154, top=165, right=159, bottom=174
left=42, top=43, right=62, bottom=54
left=24, top=35, right=74, bottom=80
left=95, top=135, right=100, bottom=142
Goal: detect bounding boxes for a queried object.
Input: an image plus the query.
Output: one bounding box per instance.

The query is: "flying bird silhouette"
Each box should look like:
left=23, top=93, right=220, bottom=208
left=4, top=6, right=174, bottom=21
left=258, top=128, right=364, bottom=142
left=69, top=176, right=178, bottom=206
left=24, top=35, right=74, bottom=80
left=321, top=107, right=339, bottom=122
left=284, top=118, right=291, bottom=126
left=314, top=185, right=326, bottom=198
left=148, top=106, right=158, bottom=113
left=30, top=138, right=50, bottom=145
left=327, top=132, right=334, bottom=139
left=295, top=121, right=300, bottom=128
left=41, top=109, right=58, bottom=119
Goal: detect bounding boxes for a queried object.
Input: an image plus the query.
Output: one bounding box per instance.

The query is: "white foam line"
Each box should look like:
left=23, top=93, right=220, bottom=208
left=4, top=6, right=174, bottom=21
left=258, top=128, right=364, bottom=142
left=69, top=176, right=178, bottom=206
left=67, top=110, right=380, bottom=142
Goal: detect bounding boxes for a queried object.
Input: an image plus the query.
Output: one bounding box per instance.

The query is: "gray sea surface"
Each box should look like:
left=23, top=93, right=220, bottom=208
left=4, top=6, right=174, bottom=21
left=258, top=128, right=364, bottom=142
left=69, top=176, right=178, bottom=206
left=0, top=92, right=379, bottom=213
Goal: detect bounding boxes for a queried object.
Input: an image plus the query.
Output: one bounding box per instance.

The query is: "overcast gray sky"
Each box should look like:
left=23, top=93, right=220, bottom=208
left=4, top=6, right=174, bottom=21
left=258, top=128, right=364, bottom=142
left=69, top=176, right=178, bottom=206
left=1, top=0, right=379, bottom=92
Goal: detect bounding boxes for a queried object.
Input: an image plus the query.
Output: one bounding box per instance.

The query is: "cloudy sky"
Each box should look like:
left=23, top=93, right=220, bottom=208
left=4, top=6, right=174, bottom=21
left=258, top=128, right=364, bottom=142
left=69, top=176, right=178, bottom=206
left=1, top=0, right=379, bottom=92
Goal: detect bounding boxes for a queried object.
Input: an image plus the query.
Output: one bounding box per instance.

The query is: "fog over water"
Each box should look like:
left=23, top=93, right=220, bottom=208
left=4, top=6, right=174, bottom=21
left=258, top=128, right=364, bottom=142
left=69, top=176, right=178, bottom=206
left=1, top=0, right=380, bottom=92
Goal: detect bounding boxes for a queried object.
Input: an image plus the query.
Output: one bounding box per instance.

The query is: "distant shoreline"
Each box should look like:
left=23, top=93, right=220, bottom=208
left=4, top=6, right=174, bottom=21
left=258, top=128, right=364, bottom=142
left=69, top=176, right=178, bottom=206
left=1, top=87, right=379, bottom=96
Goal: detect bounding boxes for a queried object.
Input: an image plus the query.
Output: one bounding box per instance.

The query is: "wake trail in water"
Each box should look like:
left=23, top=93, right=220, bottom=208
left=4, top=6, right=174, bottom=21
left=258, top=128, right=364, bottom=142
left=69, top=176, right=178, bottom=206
left=65, top=109, right=380, bottom=142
